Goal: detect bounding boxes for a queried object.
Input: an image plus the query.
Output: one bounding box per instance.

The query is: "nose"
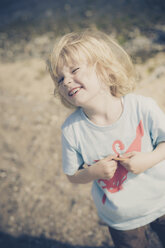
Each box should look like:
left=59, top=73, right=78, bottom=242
left=63, top=75, right=72, bottom=87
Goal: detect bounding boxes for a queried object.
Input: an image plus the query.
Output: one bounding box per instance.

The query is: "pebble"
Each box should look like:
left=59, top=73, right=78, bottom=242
left=0, top=171, right=7, bottom=178
left=9, top=215, right=15, bottom=222
left=13, top=186, right=19, bottom=192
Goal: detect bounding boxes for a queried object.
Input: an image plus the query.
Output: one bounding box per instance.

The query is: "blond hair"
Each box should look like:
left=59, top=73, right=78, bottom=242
left=48, top=30, right=136, bottom=108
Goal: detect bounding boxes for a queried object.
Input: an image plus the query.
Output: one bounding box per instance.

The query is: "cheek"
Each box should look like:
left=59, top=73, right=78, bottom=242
left=59, top=87, right=67, bottom=98
left=76, top=72, right=85, bottom=81
left=90, top=75, right=102, bottom=89
left=59, top=91, right=72, bottom=105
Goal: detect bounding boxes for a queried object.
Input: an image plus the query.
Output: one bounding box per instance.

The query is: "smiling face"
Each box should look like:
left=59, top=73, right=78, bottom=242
left=49, top=31, right=136, bottom=109
left=57, top=62, right=105, bottom=108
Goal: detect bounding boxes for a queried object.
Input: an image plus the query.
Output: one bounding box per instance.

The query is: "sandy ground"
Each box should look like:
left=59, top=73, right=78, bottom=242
left=0, top=47, right=165, bottom=248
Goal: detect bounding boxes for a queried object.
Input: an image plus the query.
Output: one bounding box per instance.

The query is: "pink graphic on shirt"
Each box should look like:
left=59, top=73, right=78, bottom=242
left=98, top=120, right=144, bottom=204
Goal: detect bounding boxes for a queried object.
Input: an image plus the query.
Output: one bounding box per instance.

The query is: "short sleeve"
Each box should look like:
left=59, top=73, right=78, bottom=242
left=61, top=133, right=84, bottom=175
left=147, top=98, right=165, bottom=147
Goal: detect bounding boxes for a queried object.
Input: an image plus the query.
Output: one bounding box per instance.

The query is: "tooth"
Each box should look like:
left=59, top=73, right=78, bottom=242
left=69, top=87, right=82, bottom=96
left=71, top=88, right=79, bottom=95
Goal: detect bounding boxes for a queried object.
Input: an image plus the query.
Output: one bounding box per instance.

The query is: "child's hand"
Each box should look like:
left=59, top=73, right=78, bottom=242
left=90, top=155, right=118, bottom=180
left=119, top=151, right=153, bottom=174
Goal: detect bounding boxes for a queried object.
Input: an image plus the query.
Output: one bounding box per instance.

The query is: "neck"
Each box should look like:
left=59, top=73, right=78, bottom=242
left=82, top=93, right=123, bottom=126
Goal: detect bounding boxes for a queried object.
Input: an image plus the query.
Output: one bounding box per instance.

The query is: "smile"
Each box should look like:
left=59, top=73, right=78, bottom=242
left=68, top=87, right=82, bottom=97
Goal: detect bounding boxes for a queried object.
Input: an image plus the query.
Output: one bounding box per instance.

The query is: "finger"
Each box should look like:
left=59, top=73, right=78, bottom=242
left=105, top=154, right=117, bottom=161
left=111, top=162, right=118, bottom=168
left=105, top=161, right=118, bottom=170
left=112, top=157, right=127, bottom=161
left=119, top=152, right=134, bottom=159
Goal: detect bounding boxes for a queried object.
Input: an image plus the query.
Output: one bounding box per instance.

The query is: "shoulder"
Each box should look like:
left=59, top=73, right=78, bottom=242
left=124, top=94, right=164, bottom=123
left=124, top=93, right=151, bottom=102
left=124, top=93, right=156, bottom=109
left=61, top=108, right=82, bottom=133
left=61, top=108, right=86, bottom=148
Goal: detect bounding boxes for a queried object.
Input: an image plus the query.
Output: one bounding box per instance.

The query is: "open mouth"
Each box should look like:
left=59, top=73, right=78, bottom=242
left=68, top=87, right=82, bottom=97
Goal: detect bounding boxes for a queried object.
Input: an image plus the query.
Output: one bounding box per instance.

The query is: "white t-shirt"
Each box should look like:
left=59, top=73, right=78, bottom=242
left=61, top=93, right=165, bottom=230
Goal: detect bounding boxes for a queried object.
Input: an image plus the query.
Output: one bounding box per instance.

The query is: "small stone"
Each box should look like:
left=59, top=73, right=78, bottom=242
left=13, top=186, right=19, bottom=192
left=9, top=216, right=15, bottom=222
left=0, top=171, right=7, bottom=178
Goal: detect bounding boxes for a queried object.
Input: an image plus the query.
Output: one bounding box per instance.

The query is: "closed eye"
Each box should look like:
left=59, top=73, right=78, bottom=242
left=72, top=67, right=80, bottom=74
left=58, top=76, right=64, bottom=84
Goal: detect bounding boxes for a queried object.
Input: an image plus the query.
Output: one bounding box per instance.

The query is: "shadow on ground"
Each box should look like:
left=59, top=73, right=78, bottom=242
left=0, top=231, right=114, bottom=248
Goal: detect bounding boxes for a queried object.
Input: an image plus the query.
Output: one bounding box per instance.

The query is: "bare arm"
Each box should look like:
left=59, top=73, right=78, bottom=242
left=119, top=142, right=165, bottom=174
left=67, top=155, right=117, bottom=184
left=151, top=142, right=165, bottom=163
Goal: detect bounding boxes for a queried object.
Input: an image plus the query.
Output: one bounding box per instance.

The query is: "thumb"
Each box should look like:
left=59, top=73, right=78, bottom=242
left=106, top=154, right=118, bottom=161
left=119, top=152, right=135, bottom=159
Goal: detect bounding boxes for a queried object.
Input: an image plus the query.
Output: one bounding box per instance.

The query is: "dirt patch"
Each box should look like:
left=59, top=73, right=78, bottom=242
left=0, top=51, right=165, bottom=247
